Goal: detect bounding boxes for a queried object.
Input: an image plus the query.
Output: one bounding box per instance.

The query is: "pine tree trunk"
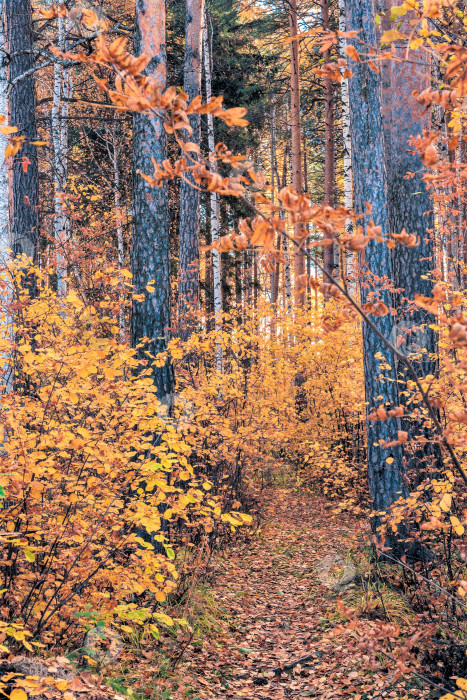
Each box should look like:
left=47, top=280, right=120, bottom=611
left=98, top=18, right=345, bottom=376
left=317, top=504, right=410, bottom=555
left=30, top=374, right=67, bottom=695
left=245, top=251, right=252, bottom=308
left=303, top=132, right=312, bottom=305
left=0, top=0, right=10, bottom=391
left=321, top=0, right=337, bottom=281
left=287, top=0, right=304, bottom=305
left=6, top=0, right=39, bottom=267
left=109, top=117, right=125, bottom=338
left=235, top=252, right=242, bottom=325
left=178, top=0, right=205, bottom=336
left=0, top=0, right=7, bottom=261
left=380, top=4, right=440, bottom=480
left=282, top=146, right=292, bottom=313
left=270, top=100, right=279, bottom=306
left=345, top=0, right=407, bottom=536
left=132, top=0, right=174, bottom=402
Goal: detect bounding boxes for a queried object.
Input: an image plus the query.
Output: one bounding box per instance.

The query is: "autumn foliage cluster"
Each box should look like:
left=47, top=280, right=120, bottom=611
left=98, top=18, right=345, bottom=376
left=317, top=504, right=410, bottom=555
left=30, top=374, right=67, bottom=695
left=7, top=0, right=467, bottom=698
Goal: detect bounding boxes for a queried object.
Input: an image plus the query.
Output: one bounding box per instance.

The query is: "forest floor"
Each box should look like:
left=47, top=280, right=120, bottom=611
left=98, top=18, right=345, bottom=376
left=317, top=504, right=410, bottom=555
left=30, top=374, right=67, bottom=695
left=159, top=489, right=430, bottom=700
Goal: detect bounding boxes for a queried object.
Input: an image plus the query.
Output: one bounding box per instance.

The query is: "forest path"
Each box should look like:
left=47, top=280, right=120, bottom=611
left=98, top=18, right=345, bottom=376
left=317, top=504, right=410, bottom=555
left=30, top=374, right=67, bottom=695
left=172, top=489, right=405, bottom=700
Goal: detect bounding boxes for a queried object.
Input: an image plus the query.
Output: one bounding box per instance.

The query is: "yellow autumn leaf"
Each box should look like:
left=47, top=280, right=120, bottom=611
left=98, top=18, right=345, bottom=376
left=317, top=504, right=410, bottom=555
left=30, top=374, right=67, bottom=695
left=104, top=367, right=118, bottom=380
left=450, top=516, right=464, bottom=536
left=409, top=37, right=424, bottom=49
left=10, top=689, right=28, bottom=700
left=440, top=493, right=452, bottom=512
left=0, top=125, right=18, bottom=135
left=390, top=3, right=408, bottom=15
left=24, top=548, right=35, bottom=563
left=381, top=29, right=406, bottom=42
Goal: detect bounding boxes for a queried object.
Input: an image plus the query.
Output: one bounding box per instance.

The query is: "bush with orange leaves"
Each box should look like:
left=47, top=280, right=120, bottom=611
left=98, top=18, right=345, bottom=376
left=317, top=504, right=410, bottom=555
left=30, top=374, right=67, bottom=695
left=0, top=259, right=251, bottom=653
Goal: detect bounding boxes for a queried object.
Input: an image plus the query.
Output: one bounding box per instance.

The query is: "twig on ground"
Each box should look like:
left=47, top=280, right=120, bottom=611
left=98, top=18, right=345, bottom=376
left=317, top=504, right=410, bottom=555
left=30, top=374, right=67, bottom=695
left=270, top=652, right=315, bottom=676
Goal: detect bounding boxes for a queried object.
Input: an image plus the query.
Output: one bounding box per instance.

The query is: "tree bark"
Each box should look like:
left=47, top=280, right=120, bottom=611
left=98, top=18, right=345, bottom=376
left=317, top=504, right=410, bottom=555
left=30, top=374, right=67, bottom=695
left=0, top=0, right=7, bottom=260
left=203, top=9, right=222, bottom=371
left=338, top=0, right=355, bottom=293
left=303, top=131, right=312, bottom=305
left=282, top=146, right=292, bottom=313
left=321, top=0, right=337, bottom=281
left=345, top=0, right=406, bottom=538
left=178, top=0, right=205, bottom=336
left=0, top=0, right=10, bottom=390
left=6, top=0, right=39, bottom=267
left=270, top=99, right=280, bottom=307
left=51, top=13, right=68, bottom=297
left=235, top=251, right=242, bottom=325
left=106, top=116, right=125, bottom=338
left=287, top=0, right=305, bottom=306
left=131, top=0, right=174, bottom=402
left=380, top=4, right=440, bottom=480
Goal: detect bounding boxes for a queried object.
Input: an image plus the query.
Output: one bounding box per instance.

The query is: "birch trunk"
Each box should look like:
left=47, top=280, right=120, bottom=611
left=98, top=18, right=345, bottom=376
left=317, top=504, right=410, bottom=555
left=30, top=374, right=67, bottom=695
left=51, top=14, right=68, bottom=296
left=338, top=0, right=355, bottom=294
left=108, top=117, right=125, bottom=337
left=432, top=57, right=449, bottom=282
left=203, top=11, right=222, bottom=371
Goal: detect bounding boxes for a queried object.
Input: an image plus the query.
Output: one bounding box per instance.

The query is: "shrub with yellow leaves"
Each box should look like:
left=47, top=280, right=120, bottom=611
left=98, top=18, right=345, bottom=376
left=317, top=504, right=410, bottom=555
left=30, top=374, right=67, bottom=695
left=0, top=259, right=235, bottom=649
left=165, top=298, right=366, bottom=517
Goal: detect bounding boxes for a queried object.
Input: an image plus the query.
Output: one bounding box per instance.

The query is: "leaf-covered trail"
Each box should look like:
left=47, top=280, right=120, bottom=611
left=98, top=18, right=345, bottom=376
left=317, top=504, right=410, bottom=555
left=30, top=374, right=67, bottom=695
left=173, top=490, right=419, bottom=699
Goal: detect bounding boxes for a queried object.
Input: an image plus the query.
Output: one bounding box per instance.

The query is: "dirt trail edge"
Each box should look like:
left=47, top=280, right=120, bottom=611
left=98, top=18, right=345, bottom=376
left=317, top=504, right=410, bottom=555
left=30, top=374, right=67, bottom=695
left=173, top=489, right=428, bottom=700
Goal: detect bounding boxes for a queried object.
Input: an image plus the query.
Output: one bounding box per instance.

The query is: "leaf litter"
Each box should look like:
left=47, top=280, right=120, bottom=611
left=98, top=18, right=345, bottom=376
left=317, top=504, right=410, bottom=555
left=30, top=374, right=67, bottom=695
left=167, top=489, right=431, bottom=699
